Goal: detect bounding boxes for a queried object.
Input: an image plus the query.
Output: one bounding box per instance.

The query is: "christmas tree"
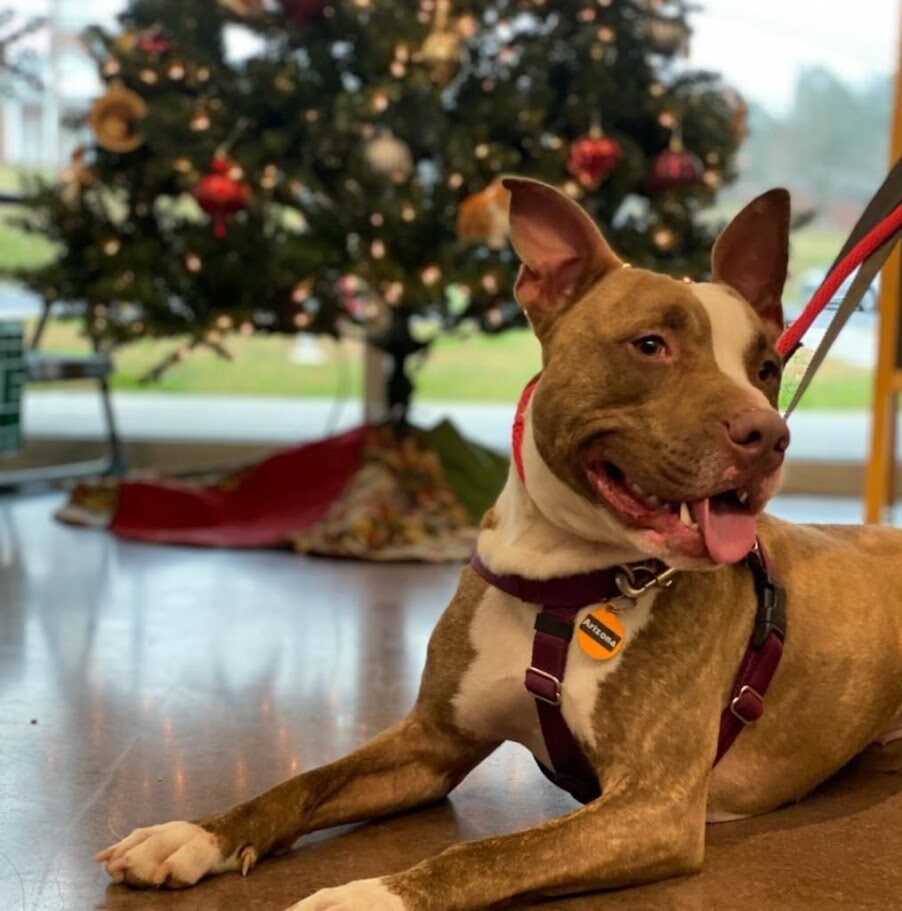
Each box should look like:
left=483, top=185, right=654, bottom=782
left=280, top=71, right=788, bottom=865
left=13, top=0, right=743, bottom=421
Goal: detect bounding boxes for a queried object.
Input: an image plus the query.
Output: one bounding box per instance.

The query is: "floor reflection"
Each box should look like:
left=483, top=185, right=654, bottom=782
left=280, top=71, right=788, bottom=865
left=4, top=492, right=902, bottom=910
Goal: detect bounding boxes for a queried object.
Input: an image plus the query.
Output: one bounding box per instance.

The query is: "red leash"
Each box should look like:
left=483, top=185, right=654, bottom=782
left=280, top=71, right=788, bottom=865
left=776, top=200, right=902, bottom=359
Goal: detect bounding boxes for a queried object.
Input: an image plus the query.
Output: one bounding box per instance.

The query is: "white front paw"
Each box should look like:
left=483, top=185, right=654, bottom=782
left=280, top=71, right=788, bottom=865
left=286, top=877, right=406, bottom=911
left=95, top=820, right=236, bottom=888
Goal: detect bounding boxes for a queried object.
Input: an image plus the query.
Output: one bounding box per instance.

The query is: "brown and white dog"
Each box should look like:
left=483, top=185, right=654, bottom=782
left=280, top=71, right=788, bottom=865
left=96, top=180, right=902, bottom=910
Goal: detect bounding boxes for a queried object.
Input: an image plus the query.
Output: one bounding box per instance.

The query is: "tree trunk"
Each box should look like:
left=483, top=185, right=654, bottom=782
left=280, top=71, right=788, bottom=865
left=363, top=344, right=388, bottom=425
left=370, top=307, right=429, bottom=429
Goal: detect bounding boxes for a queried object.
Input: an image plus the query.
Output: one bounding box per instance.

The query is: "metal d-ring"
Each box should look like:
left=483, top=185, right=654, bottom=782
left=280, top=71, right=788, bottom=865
left=614, top=564, right=680, bottom=601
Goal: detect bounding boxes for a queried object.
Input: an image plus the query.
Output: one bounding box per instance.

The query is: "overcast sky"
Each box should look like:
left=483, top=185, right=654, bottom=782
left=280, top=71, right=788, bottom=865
left=692, top=0, right=900, bottom=112
left=4, top=0, right=900, bottom=114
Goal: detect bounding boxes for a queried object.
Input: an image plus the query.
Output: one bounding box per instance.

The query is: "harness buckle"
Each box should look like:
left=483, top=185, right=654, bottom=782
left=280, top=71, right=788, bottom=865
left=730, top=685, right=765, bottom=725
left=746, top=547, right=787, bottom=647
left=525, top=666, right=562, bottom=706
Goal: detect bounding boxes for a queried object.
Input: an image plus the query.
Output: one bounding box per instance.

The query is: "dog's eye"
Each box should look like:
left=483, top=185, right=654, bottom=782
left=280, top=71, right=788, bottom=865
left=631, top=335, right=669, bottom=358
left=759, top=359, right=781, bottom=383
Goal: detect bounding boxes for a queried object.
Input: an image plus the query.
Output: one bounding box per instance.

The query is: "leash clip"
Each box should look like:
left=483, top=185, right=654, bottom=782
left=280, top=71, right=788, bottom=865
left=614, top=564, right=679, bottom=601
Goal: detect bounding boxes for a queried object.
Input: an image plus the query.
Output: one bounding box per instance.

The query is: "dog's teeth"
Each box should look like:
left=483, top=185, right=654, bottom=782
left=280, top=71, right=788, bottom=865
left=737, top=490, right=749, bottom=505
left=679, top=502, right=693, bottom=527
left=626, top=477, right=664, bottom=510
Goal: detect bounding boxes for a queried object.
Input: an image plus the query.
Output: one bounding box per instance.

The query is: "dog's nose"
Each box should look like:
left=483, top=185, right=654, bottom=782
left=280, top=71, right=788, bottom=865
left=726, top=409, right=790, bottom=469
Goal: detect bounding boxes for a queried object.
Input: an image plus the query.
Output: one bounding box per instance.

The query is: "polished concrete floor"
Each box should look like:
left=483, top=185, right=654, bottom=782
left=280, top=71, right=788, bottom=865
left=4, top=493, right=902, bottom=910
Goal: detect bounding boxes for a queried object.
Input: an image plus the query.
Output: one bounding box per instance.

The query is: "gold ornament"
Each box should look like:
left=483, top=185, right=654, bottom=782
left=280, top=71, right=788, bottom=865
left=89, top=80, right=148, bottom=153
left=60, top=145, right=94, bottom=206
left=114, top=30, right=137, bottom=53
left=456, top=179, right=511, bottom=250
left=364, top=130, right=413, bottom=183
left=421, top=0, right=461, bottom=87
left=218, top=0, right=266, bottom=15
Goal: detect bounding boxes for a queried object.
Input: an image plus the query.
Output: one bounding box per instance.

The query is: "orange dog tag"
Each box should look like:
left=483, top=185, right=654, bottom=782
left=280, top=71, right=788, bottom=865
left=577, top=607, right=625, bottom=660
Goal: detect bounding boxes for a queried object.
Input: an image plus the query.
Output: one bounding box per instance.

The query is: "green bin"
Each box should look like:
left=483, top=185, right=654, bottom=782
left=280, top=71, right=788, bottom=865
left=0, top=321, right=25, bottom=457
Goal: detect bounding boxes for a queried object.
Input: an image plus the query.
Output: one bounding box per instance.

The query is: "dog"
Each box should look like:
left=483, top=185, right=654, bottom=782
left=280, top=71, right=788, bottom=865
left=96, top=179, right=902, bottom=910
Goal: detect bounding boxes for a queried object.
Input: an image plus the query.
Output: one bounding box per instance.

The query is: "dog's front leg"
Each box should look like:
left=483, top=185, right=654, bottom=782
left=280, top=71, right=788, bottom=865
left=290, top=782, right=707, bottom=911
left=97, top=712, right=492, bottom=889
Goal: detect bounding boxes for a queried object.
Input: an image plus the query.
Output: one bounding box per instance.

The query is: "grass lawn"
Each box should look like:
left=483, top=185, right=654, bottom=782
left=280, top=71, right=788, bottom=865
left=35, top=316, right=872, bottom=410
left=0, top=221, right=57, bottom=271
left=780, top=357, right=873, bottom=410
left=0, top=165, right=58, bottom=271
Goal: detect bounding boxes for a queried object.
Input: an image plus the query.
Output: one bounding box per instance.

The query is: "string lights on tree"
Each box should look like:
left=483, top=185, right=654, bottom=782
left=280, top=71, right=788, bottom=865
left=13, top=0, right=741, bottom=421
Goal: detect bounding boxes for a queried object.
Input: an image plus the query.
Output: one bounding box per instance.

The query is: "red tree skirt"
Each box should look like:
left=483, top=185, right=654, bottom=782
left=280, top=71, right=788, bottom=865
left=109, top=426, right=368, bottom=548
left=58, top=423, right=505, bottom=562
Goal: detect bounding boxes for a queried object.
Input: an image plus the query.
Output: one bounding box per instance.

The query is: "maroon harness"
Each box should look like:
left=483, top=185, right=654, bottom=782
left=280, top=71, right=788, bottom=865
left=470, top=545, right=786, bottom=804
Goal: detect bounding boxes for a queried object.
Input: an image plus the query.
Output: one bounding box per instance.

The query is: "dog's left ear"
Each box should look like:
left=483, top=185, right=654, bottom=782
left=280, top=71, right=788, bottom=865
left=502, top=177, right=622, bottom=338
left=711, top=188, right=790, bottom=340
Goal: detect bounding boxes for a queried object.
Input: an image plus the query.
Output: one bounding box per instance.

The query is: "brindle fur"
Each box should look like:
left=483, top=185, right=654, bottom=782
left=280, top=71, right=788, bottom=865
left=98, top=183, right=902, bottom=909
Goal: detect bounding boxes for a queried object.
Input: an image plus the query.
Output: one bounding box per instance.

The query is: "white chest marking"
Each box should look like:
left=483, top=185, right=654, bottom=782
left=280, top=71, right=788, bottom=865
left=453, top=586, right=657, bottom=765
left=691, top=282, right=769, bottom=407
left=476, top=412, right=645, bottom=579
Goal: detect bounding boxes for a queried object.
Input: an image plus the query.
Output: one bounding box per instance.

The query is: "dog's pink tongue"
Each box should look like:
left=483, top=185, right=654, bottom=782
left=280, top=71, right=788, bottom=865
left=689, top=497, right=756, bottom=564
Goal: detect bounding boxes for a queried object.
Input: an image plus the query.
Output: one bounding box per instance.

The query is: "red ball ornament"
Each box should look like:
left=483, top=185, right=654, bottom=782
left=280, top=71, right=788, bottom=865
left=194, top=157, right=251, bottom=239
left=566, top=133, right=622, bottom=190
left=279, top=0, right=327, bottom=23
left=135, top=30, right=171, bottom=54
left=646, top=141, right=703, bottom=193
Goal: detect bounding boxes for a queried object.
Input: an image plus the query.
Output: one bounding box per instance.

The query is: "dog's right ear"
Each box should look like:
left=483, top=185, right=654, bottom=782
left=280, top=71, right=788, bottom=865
left=502, top=177, right=622, bottom=337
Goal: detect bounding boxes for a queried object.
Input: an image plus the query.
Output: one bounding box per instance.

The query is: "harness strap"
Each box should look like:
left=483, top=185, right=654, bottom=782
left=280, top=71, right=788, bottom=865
left=527, top=605, right=601, bottom=803
left=470, top=552, right=627, bottom=607
left=470, top=542, right=786, bottom=803
left=714, top=545, right=786, bottom=764
left=714, top=630, right=784, bottom=765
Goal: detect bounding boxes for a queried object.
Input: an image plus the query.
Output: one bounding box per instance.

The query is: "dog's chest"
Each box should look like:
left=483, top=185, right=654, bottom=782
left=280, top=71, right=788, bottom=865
left=452, top=587, right=657, bottom=765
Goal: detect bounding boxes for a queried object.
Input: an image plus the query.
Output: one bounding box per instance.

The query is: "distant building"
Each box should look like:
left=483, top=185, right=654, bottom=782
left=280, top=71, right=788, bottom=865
left=0, top=0, right=123, bottom=168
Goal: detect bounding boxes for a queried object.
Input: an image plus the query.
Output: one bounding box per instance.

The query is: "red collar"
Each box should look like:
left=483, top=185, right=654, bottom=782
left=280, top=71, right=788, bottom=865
left=511, top=374, right=540, bottom=485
